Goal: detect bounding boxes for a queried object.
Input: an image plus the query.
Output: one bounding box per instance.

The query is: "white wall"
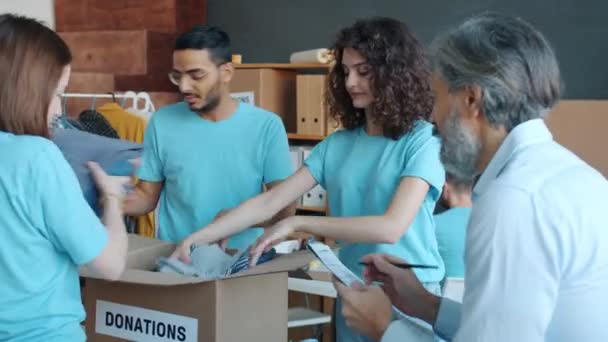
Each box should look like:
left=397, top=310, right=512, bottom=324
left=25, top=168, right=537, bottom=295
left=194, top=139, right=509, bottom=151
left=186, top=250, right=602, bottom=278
left=0, top=0, right=55, bottom=28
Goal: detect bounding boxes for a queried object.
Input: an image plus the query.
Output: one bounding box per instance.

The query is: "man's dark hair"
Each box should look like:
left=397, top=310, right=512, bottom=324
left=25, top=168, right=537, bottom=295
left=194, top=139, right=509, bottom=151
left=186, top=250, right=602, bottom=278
left=174, top=25, right=231, bottom=64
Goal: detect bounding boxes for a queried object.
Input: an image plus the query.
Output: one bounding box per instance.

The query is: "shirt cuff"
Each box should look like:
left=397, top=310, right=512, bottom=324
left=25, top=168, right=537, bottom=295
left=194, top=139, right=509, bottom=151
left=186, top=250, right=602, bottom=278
left=433, top=297, right=462, bottom=340
left=381, top=319, right=435, bottom=342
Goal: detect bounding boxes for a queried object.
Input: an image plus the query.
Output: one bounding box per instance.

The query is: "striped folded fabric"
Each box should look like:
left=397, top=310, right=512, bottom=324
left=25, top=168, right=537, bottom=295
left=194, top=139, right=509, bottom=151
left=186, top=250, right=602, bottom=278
left=226, top=246, right=277, bottom=275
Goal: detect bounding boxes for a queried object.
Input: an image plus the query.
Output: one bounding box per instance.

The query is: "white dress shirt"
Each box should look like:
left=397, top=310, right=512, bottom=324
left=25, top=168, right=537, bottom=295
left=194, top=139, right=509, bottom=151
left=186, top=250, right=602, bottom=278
left=430, top=119, right=608, bottom=341
left=382, top=119, right=608, bottom=342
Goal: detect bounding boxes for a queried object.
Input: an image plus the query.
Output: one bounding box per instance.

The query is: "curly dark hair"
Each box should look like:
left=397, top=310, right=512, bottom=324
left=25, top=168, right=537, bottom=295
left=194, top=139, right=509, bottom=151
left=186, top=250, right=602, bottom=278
left=327, top=17, right=434, bottom=139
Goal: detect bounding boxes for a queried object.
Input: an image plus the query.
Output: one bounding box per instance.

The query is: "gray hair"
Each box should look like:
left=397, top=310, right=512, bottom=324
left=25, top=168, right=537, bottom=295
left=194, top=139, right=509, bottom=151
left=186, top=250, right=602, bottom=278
left=431, top=13, right=562, bottom=132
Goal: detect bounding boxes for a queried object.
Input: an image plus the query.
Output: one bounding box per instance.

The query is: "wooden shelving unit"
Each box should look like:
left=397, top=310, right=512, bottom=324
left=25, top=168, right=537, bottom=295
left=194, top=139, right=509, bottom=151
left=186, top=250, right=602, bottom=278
left=288, top=133, right=326, bottom=141
left=296, top=205, right=326, bottom=213
left=234, top=63, right=332, bottom=70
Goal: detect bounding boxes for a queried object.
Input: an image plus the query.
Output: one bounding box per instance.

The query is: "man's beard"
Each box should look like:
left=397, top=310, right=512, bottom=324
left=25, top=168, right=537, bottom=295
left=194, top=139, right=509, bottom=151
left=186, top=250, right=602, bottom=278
left=186, top=81, right=222, bottom=114
left=439, top=108, right=482, bottom=180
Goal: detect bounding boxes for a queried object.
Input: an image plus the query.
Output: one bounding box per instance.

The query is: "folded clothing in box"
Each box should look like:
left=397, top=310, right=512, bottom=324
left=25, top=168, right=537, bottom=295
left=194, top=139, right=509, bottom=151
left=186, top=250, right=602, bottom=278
left=157, top=243, right=277, bottom=279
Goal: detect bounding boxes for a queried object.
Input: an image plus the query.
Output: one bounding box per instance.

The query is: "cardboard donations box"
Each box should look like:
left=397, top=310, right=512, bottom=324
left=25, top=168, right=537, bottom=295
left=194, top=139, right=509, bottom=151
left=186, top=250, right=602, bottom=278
left=81, top=234, right=315, bottom=341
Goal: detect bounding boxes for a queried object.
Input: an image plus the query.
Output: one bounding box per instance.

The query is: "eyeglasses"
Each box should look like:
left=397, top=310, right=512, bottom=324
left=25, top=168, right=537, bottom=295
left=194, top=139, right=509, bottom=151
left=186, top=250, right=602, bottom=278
left=168, top=70, right=208, bottom=86
left=168, top=61, right=231, bottom=85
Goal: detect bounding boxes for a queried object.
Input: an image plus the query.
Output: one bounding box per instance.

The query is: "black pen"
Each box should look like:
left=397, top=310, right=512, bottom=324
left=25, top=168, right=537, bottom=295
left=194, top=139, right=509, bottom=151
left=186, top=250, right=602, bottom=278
left=359, top=262, right=438, bottom=269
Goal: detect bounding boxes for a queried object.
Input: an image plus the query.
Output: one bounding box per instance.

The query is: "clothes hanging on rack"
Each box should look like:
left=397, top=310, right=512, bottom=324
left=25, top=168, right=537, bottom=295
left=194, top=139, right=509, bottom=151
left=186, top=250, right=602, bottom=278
left=52, top=116, right=84, bottom=130
left=60, top=93, right=118, bottom=138
left=77, top=109, right=120, bottom=138
left=97, top=102, right=147, bottom=144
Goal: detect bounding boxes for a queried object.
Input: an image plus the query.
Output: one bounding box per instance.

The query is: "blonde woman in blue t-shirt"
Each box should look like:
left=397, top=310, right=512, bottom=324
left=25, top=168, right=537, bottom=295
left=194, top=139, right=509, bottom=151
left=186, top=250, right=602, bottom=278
left=0, top=14, right=128, bottom=341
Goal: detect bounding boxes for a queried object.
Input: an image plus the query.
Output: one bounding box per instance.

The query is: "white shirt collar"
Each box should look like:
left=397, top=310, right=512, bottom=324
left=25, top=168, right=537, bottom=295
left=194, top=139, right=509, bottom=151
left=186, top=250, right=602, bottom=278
left=473, top=119, right=553, bottom=198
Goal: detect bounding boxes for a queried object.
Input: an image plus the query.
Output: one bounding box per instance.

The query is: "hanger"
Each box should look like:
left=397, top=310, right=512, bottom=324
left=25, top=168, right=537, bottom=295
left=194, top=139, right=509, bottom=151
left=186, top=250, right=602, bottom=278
left=121, top=91, right=137, bottom=109
left=135, top=92, right=155, bottom=113
left=90, top=95, right=97, bottom=111
left=108, top=92, right=117, bottom=103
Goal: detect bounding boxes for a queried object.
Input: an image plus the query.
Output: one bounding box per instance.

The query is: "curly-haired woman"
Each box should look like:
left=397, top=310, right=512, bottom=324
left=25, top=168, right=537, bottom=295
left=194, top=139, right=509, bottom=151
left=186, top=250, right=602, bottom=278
left=174, top=17, right=446, bottom=340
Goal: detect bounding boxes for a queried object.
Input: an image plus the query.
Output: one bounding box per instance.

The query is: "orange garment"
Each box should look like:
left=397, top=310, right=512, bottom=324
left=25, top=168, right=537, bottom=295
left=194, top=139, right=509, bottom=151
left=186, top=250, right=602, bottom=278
left=97, top=102, right=155, bottom=238
left=97, top=103, right=146, bottom=144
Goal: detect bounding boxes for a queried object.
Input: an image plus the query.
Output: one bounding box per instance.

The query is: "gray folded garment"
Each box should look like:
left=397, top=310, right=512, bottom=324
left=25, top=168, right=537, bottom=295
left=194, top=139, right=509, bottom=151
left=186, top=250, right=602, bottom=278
left=157, top=242, right=279, bottom=279
left=157, top=244, right=240, bottom=279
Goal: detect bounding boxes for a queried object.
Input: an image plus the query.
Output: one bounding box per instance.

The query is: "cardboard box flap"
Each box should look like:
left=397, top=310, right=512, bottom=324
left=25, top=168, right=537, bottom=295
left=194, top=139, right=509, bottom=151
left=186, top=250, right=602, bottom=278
left=126, top=243, right=175, bottom=270
left=81, top=267, right=207, bottom=285
left=80, top=234, right=175, bottom=281
left=118, top=269, right=202, bottom=286
left=126, top=234, right=177, bottom=270
left=127, top=233, right=172, bottom=252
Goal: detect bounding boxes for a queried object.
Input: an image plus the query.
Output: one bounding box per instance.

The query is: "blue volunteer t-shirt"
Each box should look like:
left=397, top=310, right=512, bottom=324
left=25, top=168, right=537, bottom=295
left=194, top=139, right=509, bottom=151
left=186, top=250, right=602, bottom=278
left=0, top=132, right=108, bottom=341
left=305, top=121, right=446, bottom=282
left=434, top=207, right=471, bottom=278
left=137, top=102, right=293, bottom=248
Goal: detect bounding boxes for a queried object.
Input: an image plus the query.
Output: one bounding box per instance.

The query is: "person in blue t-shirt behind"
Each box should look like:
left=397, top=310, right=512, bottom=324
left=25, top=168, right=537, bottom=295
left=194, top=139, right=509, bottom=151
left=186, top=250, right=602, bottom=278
left=0, top=14, right=128, bottom=341
left=434, top=174, right=473, bottom=280
left=123, top=25, right=295, bottom=249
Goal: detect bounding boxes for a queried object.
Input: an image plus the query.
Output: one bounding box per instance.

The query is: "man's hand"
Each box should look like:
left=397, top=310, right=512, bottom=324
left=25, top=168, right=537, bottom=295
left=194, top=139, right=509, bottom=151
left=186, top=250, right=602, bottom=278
left=334, top=280, right=393, bottom=341
left=122, top=158, right=163, bottom=217
left=362, top=254, right=441, bottom=324
left=123, top=158, right=141, bottom=204
left=87, top=162, right=131, bottom=201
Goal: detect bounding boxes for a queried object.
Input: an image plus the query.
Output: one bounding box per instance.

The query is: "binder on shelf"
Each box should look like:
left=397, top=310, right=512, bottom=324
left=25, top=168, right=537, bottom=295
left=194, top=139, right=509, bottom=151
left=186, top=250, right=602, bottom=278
left=296, top=75, right=327, bottom=136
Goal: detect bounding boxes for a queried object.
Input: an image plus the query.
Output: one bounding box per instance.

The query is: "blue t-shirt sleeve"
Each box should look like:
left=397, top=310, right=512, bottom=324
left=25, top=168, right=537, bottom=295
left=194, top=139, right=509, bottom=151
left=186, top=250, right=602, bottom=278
left=400, top=126, right=445, bottom=201
left=34, top=142, right=108, bottom=265
left=262, top=116, right=293, bottom=184
left=137, top=114, right=164, bottom=182
left=303, top=134, right=331, bottom=188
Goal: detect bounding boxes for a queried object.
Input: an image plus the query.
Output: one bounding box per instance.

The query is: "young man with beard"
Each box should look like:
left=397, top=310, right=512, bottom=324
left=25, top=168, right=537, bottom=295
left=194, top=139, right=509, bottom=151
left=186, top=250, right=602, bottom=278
left=124, top=25, right=295, bottom=248
left=333, top=13, right=608, bottom=342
